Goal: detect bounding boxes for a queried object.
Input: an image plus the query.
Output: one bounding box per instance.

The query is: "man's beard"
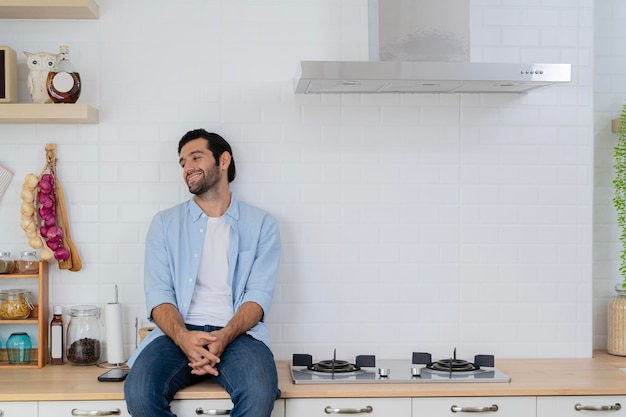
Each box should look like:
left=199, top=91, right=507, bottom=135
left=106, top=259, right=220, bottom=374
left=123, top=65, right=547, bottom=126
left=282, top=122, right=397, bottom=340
left=187, top=165, right=219, bottom=195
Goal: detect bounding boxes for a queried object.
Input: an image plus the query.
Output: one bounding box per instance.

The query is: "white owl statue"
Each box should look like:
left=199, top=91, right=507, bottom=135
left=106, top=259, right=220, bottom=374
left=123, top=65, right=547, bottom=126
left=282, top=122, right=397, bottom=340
left=23, top=51, right=59, bottom=104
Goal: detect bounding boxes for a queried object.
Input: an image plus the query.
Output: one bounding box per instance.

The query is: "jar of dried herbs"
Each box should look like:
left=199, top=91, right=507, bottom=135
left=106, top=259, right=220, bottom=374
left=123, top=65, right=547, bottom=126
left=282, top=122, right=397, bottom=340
left=0, top=252, right=14, bottom=274
left=14, top=251, right=38, bottom=274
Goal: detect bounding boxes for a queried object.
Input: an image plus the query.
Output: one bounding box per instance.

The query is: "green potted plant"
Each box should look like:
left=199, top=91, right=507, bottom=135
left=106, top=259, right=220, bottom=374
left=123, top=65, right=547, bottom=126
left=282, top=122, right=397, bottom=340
left=609, top=101, right=626, bottom=356
left=614, top=102, right=626, bottom=290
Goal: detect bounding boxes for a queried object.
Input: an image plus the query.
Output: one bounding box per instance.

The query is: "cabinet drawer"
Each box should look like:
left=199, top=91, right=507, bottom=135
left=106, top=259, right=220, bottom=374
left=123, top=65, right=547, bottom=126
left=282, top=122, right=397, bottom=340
left=537, top=396, right=626, bottom=416
left=413, top=396, right=536, bottom=417
left=39, top=400, right=130, bottom=417
left=172, top=398, right=284, bottom=416
left=285, top=398, right=411, bottom=417
left=0, top=401, right=37, bottom=417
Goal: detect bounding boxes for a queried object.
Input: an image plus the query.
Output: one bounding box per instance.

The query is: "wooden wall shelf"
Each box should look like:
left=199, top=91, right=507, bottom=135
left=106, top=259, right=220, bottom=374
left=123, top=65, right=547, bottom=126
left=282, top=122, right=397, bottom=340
left=0, top=103, right=99, bottom=124
left=0, top=261, right=49, bottom=369
left=0, top=0, right=98, bottom=19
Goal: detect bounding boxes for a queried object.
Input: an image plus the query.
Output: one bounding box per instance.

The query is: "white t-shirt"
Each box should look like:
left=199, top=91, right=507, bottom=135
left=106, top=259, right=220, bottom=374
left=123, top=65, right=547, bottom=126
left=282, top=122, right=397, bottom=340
left=186, top=215, right=233, bottom=326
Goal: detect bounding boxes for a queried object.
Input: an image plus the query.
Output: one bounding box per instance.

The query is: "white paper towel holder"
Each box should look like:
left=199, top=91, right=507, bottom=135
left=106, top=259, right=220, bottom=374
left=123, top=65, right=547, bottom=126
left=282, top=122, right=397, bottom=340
left=99, top=286, right=129, bottom=369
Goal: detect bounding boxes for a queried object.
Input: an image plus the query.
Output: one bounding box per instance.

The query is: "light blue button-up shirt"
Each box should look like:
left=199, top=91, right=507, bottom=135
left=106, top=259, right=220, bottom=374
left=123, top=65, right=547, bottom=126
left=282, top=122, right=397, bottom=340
left=128, top=194, right=280, bottom=367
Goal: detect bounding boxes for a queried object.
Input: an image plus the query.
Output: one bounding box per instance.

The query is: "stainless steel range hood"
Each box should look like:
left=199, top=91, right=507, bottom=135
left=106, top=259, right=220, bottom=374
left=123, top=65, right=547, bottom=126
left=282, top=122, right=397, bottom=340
left=295, top=61, right=571, bottom=94
left=294, top=0, right=571, bottom=94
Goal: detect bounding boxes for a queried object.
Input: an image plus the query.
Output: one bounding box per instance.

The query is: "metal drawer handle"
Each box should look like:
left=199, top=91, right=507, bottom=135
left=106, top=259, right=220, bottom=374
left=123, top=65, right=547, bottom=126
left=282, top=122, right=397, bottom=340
left=324, top=405, right=373, bottom=414
left=451, top=404, right=499, bottom=413
left=71, top=409, right=121, bottom=416
left=575, top=403, right=621, bottom=411
left=195, top=408, right=231, bottom=415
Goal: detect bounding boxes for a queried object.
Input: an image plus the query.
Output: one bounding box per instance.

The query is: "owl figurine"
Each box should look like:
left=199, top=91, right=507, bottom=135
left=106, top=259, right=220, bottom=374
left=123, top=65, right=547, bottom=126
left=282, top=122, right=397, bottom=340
left=23, top=51, right=59, bottom=104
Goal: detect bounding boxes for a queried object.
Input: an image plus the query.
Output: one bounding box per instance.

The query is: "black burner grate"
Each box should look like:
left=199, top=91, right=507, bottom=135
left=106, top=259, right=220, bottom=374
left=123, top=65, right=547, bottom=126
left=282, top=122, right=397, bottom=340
left=428, top=358, right=478, bottom=372
left=308, top=359, right=361, bottom=373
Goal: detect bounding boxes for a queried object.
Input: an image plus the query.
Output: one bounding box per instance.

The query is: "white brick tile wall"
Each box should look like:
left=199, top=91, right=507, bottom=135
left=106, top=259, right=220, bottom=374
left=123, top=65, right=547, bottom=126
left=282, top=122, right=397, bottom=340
left=0, top=0, right=596, bottom=362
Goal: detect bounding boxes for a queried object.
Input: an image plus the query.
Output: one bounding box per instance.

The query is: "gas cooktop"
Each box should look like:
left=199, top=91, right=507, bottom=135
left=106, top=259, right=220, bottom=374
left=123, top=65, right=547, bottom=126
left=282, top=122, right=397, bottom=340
left=290, top=351, right=511, bottom=385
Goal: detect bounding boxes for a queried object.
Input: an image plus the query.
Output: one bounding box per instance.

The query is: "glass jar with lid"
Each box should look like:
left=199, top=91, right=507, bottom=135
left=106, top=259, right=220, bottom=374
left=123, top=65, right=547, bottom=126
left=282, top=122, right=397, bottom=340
left=0, top=289, right=34, bottom=319
left=7, top=332, right=32, bottom=364
left=0, top=252, right=14, bottom=274
left=14, top=251, right=38, bottom=274
left=66, top=305, right=101, bottom=365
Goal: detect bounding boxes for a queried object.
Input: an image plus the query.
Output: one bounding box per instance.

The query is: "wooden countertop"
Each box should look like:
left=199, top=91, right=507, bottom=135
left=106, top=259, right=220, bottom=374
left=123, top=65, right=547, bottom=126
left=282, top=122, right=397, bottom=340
left=277, top=352, right=626, bottom=398
left=3, top=351, right=626, bottom=402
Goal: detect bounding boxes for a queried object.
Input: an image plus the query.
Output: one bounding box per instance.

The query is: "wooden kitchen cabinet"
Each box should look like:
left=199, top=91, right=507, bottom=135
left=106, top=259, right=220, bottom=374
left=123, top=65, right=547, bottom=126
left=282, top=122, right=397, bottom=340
left=172, top=398, right=285, bottom=416
left=537, top=396, right=626, bottom=416
left=412, top=396, right=536, bottom=417
left=0, top=261, right=48, bottom=368
left=285, top=398, right=410, bottom=417
left=39, top=400, right=130, bottom=417
left=0, top=401, right=37, bottom=417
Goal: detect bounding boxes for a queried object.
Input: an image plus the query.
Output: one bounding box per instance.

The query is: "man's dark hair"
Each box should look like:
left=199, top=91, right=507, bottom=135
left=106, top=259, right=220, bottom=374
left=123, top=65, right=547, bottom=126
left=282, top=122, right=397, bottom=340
left=178, top=129, right=236, bottom=183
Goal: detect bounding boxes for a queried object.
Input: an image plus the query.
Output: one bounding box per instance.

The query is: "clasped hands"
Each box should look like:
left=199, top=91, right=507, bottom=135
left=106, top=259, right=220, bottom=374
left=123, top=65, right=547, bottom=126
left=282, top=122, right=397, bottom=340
left=181, top=329, right=226, bottom=376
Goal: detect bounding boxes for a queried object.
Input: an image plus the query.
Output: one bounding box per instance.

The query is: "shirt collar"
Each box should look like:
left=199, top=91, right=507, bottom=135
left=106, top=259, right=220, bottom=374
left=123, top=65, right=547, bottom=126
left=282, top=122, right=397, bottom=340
left=187, top=193, right=239, bottom=222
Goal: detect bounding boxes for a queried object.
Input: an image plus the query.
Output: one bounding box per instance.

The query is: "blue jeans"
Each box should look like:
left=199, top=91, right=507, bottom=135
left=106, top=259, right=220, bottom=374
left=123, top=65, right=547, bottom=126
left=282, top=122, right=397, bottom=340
left=124, top=325, right=280, bottom=417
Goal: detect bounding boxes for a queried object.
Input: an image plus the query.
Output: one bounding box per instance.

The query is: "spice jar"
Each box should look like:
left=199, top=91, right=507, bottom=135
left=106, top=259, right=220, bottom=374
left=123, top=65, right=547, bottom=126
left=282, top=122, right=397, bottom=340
left=0, top=289, right=34, bottom=319
left=609, top=284, right=626, bottom=356
left=66, top=305, right=101, bottom=365
left=14, top=251, right=38, bottom=274
left=7, top=332, right=32, bottom=364
left=0, top=252, right=14, bottom=274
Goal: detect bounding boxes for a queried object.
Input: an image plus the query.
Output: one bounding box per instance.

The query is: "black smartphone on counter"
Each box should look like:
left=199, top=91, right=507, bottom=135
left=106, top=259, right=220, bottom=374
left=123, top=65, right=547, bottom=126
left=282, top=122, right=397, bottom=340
left=98, top=368, right=129, bottom=382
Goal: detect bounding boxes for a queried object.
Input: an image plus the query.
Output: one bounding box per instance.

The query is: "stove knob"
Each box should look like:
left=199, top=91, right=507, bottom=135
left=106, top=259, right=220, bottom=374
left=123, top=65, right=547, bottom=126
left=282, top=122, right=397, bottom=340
left=378, top=368, right=390, bottom=378
left=411, top=367, right=420, bottom=377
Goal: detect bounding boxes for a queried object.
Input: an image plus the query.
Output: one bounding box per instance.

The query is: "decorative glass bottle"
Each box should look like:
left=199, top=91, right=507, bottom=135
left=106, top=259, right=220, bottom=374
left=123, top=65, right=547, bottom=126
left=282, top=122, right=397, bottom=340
left=50, top=305, right=64, bottom=365
left=46, top=45, right=81, bottom=103
left=608, top=284, right=626, bottom=356
left=66, top=305, right=101, bottom=365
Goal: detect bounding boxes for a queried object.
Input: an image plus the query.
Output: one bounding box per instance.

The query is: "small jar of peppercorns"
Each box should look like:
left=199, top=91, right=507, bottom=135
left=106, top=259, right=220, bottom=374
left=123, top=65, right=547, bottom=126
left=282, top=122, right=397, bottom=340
left=66, top=305, right=101, bottom=365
